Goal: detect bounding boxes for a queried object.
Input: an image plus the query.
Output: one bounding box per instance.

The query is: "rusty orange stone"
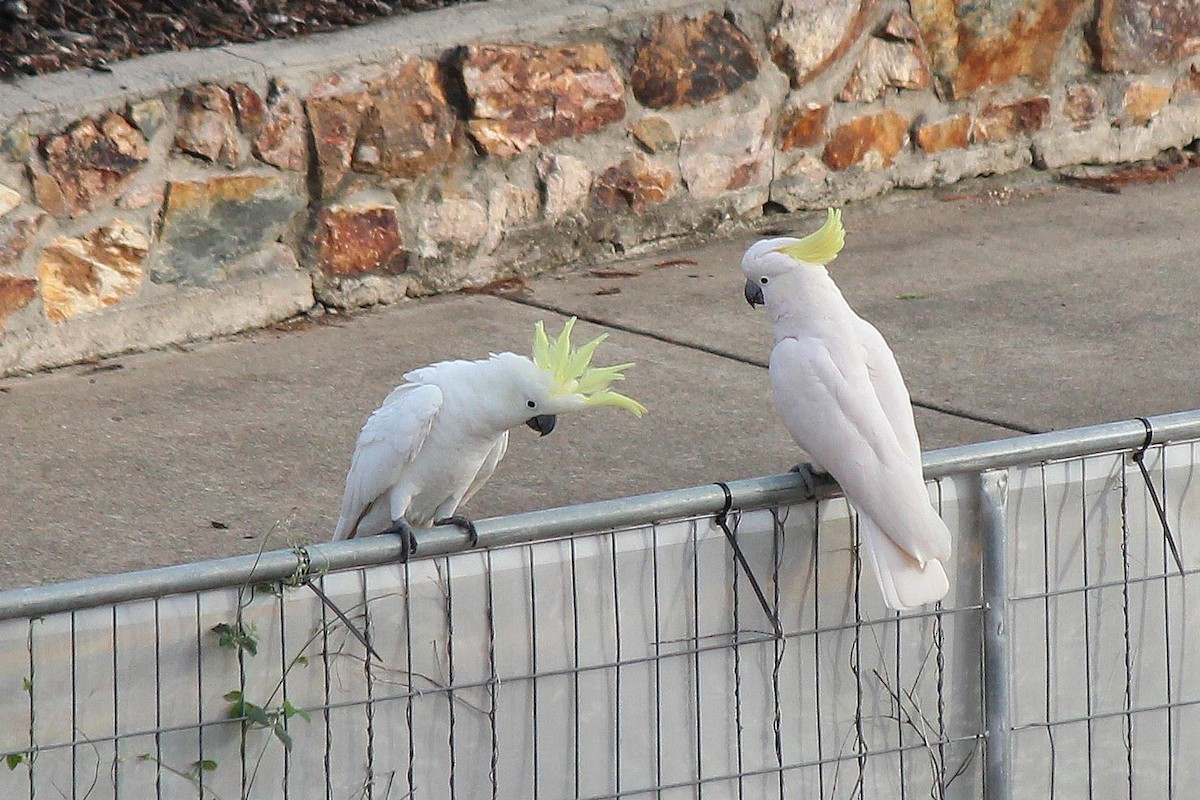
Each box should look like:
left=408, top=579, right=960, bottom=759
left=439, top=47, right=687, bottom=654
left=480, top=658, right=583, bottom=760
left=462, top=43, right=626, bottom=157
left=308, top=73, right=372, bottom=198
left=229, top=83, right=266, bottom=136
left=630, top=12, right=760, bottom=109
left=313, top=204, right=408, bottom=276
left=39, top=113, right=149, bottom=216
left=822, top=110, right=909, bottom=170
left=779, top=104, right=829, bottom=151
left=971, top=97, right=1051, bottom=143
left=912, top=0, right=1084, bottom=98
left=350, top=60, right=456, bottom=180
left=592, top=155, right=676, bottom=212
left=0, top=274, right=37, bottom=327
left=915, top=113, right=971, bottom=153
left=1119, top=80, right=1171, bottom=126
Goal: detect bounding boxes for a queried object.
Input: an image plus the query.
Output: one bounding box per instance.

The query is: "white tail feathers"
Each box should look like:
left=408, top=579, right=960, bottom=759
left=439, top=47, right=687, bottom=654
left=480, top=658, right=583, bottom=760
left=859, top=516, right=950, bottom=611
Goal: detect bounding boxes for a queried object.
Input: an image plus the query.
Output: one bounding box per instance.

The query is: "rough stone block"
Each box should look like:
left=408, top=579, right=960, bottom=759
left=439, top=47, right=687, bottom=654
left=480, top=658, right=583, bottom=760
left=916, top=113, right=971, bottom=153
left=1096, top=0, right=1200, bottom=73
left=38, top=220, right=148, bottom=322
left=592, top=153, right=676, bottom=212
left=0, top=184, right=19, bottom=218
left=537, top=153, right=593, bottom=219
left=175, top=84, right=243, bottom=166
left=462, top=43, right=626, bottom=156
left=253, top=82, right=308, bottom=172
left=0, top=275, right=37, bottom=328
left=229, top=83, right=266, bottom=136
left=39, top=113, right=149, bottom=216
left=971, top=97, right=1051, bottom=143
left=679, top=95, right=772, bottom=198
left=349, top=60, right=456, bottom=180
left=912, top=0, right=1085, bottom=98
left=630, top=116, right=678, bottom=154
left=1065, top=83, right=1103, bottom=129
left=422, top=197, right=488, bottom=247
left=630, top=12, right=759, bottom=109
left=154, top=174, right=305, bottom=286
left=771, top=0, right=872, bottom=88
left=838, top=37, right=931, bottom=102
left=313, top=202, right=408, bottom=276
left=307, top=71, right=372, bottom=197
left=823, top=110, right=909, bottom=170
left=0, top=214, right=43, bottom=269
left=1118, top=80, right=1172, bottom=126
left=779, top=103, right=829, bottom=151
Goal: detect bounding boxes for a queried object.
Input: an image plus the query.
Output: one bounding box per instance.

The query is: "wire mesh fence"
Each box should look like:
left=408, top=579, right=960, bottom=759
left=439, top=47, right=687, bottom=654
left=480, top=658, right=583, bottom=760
left=1, top=411, right=1198, bottom=800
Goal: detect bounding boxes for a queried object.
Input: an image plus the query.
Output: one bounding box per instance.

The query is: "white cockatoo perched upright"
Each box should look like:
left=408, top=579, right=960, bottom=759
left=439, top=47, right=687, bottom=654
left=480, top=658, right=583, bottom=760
left=740, top=209, right=951, bottom=610
left=332, top=317, right=645, bottom=553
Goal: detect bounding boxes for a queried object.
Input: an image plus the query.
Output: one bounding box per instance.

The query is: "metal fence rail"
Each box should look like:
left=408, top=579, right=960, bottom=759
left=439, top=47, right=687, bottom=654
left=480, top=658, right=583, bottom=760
left=1, top=409, right=1199, bottom=799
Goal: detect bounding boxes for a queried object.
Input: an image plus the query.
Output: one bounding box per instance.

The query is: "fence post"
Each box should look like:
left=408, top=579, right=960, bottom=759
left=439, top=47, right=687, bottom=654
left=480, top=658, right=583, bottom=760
left=979, top=469, right=1012, bottom=800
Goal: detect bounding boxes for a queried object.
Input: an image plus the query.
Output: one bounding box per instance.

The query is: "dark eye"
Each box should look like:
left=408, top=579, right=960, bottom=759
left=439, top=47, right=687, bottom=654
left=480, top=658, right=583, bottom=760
left=760, top=277, right=769, bottom=284
left=527, top=400, right=536, bottom=409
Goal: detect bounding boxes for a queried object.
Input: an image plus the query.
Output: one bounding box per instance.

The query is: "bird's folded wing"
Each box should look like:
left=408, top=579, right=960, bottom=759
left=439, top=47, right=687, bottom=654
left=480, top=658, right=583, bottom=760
left=459, top=432, right=509, bottom=510
left=770, top=337, right=949, bottom=564
left=855, top=319, right=921, bottom=464
left=333, top=383, right=444, bottom=540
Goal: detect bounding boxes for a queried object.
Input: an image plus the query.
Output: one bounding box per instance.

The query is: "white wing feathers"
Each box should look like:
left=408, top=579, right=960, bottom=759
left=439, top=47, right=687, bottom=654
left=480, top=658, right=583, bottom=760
left=770, top=333, right=951, bottom=609
left=332, top=383, right=443, bottom=541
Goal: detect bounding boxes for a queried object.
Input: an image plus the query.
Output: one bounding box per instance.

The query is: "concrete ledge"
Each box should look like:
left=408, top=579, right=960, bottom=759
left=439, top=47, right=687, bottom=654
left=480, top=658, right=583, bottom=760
left=0, top=270, right=314, bottom=374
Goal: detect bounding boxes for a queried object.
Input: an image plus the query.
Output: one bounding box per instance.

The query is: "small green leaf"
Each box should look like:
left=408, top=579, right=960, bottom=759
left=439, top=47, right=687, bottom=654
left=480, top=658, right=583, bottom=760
left=6, top=752, right=24, bottom=770
left=244, top=702, right=273, bottom=729
left=273, top=721, right=293, bottom=750
left=223, top=690, right=242, bottom=703
left=21, top=676, right=31, bottom=692
left=294, top=655, right=308, bottom=667
left=210, top=621, right=259, bottom=656
left=282, top=700, right=310, bottom=722
left=192, top=759, right=218, bottom=774
left=896, top=293, right=927, bottom=301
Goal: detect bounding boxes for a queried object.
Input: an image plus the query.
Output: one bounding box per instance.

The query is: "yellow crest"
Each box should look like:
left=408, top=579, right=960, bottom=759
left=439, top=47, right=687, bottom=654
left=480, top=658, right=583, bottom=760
left=776, top=208, right=846, bottom=266
left=532, top=317, right=647, bottom=417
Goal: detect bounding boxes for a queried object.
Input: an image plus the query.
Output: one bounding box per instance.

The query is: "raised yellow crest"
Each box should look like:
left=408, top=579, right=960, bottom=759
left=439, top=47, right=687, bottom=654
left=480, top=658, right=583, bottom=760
left=776, top=208, right=846, bottom=266
left=532, top=317, right=646, bottom=417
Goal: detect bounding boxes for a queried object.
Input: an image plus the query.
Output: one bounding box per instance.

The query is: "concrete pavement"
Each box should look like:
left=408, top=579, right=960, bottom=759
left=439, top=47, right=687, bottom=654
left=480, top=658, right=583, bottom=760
left=3, top=166, right=1199, bottom=589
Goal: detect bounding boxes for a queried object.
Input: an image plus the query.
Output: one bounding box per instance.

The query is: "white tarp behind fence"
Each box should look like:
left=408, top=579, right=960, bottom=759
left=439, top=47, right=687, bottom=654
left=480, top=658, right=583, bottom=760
left=1, top=423, right=1198, bottom=800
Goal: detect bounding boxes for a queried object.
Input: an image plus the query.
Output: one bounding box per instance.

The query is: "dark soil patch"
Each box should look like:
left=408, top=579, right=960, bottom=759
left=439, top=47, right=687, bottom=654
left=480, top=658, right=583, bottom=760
left=0, top=0, right=478, bottom=81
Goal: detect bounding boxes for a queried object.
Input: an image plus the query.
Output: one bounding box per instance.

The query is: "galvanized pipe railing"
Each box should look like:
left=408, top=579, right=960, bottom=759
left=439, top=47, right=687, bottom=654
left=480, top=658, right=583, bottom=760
left=3, top=409, right=1199, bottom=622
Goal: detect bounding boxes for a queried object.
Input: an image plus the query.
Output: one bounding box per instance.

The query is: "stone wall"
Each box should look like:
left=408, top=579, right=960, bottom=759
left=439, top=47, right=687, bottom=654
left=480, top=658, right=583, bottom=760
left=1, top=0, right=1198, bottom=373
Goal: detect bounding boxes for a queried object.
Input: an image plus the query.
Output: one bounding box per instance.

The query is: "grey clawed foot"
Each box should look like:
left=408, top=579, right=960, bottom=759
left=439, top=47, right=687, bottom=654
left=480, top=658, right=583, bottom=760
left=381, top=518, right=418, bottom=561
left=789, top=462, right=826, bottom=498
left=435, top=515, right=479, bottom=548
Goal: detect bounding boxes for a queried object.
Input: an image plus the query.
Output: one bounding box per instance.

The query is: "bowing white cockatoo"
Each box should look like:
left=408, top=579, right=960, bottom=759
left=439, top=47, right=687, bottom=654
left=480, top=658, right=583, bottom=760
left=741, top=209, right=951, bottom=610
left=332, top=317, right=645, bottom=553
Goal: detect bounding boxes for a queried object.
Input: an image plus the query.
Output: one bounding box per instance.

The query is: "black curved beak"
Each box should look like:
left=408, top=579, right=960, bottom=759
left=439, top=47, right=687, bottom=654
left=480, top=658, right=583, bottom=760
left=525, top=414, right=557, bottom=437
left=744, top=279, right=765, bottom=308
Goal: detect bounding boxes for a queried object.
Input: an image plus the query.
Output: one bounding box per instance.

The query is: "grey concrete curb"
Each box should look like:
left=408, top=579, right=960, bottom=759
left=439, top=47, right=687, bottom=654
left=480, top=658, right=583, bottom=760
left=0, top=270, right=313, bottom=374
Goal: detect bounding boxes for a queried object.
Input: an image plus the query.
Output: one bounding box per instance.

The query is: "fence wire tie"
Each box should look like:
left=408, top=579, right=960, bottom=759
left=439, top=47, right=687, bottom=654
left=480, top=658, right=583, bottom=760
left=298, top=545, right=383, bottom=663
left=713, top=481, right=784, bottom=639
left=1132, top=417, right=1185, bottom=575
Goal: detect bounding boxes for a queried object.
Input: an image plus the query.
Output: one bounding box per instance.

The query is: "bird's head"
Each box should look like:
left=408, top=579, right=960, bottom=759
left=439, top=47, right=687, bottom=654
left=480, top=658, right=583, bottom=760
left=490, top=317, right=646, bottom=437
left=741, top=208, right=846, bottom=308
